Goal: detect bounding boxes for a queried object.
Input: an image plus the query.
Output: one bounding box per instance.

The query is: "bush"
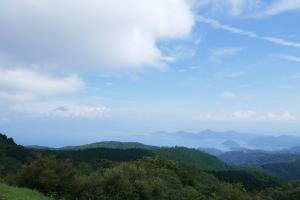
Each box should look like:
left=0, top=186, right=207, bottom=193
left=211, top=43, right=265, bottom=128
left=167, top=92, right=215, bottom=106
left=17, top=155, right=75, bottom=198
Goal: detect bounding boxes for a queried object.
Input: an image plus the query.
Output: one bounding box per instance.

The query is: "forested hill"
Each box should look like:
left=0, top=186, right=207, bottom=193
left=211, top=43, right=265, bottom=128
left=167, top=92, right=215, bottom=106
left=0, top=134, right=15, bottom=146
left=48, top=147, right=155, bottom=163
left=38, top=145, right=229, bottom=171
left=154, top=147, right=229, bottom=171
left=61, top=141, right=158, bottom=150
left=29, top=140, right=229, bottom=171
left=218, top=150, right=300, bottom=180
left=261, top=159, right=300, bottom=180
left=1, top=133, right=300, bottom=200
left=0, top=133, right=34, bottom=176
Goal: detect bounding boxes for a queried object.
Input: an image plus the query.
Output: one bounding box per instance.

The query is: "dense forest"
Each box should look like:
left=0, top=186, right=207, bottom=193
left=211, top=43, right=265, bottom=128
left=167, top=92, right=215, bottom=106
left=1, top=133, right=300, bottom=200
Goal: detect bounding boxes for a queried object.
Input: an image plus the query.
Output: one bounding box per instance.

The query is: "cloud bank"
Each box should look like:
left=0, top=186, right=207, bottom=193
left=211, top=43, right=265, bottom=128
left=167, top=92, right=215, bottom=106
left=0, top=68, right=84, bottom=96
left=195, top=111, right=297, bottom=123
left=0, top=0, right=194, bottom=69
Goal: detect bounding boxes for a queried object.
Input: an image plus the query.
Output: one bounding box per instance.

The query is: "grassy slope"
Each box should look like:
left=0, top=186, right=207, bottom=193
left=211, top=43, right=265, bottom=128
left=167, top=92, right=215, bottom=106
left=0, top=183, right=51, bottom=200
left=154, top=147, right=229, bottom=171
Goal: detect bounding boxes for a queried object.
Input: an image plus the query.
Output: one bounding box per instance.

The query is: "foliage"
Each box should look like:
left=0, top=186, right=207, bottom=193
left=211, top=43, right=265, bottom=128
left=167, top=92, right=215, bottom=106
left=208, top=169, right=281, bottom=192
left=46, top=147, right=154, bottom=164
left=17, top=155, right=75, bottom=198
left=16, top=156, right=260, bottom=200
left=1, top=133, right=300, bottom=200
left=154, top=147, right=229, bottom=171
left=260, top=160, right=300, bottom=180
left=218, top=150, right=300, bottom=181
left=0, top=133, right=34, bottom=178
left=260, top=181, right=300, bottom=200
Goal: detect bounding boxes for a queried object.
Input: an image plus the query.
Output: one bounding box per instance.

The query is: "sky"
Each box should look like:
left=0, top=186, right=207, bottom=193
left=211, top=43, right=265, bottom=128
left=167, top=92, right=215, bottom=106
left=0, top=0, right=300, bottom=146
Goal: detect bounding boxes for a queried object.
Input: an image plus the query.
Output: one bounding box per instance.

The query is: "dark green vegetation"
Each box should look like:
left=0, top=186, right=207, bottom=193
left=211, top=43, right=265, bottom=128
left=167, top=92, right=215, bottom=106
left=154, top=147, right=229, bottom=171
left=36, top=145, right=228, bottom=171
left=1, top=132, right=300, bottom=200
left=16, top=155, right=261, bottom=200
left=218, top=150, right=300, bottom=180
left=0, top=134, right=34, bottom=177
left=260, top=181, right=300, bottom=200
left=45, top=148, right=154, bottom=164
left=208, top=170, right=281, bottom=192
left=261, top=160, right=300, bottom=180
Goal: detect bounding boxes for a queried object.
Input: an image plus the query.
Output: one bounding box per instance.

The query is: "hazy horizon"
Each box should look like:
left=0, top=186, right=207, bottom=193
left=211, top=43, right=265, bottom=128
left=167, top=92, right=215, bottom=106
left=1, top=0, right=300, bottom=146
left=3, top=128, right=300, bottom=149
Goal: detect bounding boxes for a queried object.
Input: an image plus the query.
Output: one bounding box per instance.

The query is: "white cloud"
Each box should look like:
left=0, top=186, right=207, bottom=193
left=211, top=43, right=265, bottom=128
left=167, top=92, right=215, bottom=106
left=0, top=68, right=84, bottom=96
left=0, top=92, right=37, bottom=102
left=259, top=0, right=300, bottom=17
left=197, top=16, right=300, bottom=49
left=0, top=0, right=194, bottom=69
left=194, top=113, right=227, bottom=121
left=197, top=0, right=261, bottom=16
left=11, top=101, right=110, bottom=119
left=232, top=110, right=257, bottom=120
left=0, top=67, right=110, bottom=119
left=197, top=16, right=257, bottom=37
left=277, top=54, right=300, bottom=63
left=0, top=67, right=109, bottom=119
left=233, top=110, right=297, bottom=122
left=263, top=111, right=296, bottom=122
left=263, top=37, right=300, bottom=49
left=197, top=0, right=300, bottom=17
left=195, top=110, right=297, bottom=122
left=222, top=91, right=237, bottom=99
left=210, top=47, right=244, bottom=63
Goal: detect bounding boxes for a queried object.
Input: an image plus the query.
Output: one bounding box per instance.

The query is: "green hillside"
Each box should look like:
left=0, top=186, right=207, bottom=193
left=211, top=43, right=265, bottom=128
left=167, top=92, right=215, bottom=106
left=14, top=156, right=261, bottom=200
left=261, top=160, right=300, bottom=180
left=217, top=150, right=300, bottom=180
left=1, top=133, right=300, bottom=200
left=208, top=169, right=281, bottom=192
left=0, top=133, right=34, bottom=177
left=154, top=147, right=229, bottom=171
left=46, top=147, right=154, bottom=164
left=41, top=144, right=229, bottom=172
left=62, top=141, right=158, bottom=150
left=0, top=183, right=51, bottom=200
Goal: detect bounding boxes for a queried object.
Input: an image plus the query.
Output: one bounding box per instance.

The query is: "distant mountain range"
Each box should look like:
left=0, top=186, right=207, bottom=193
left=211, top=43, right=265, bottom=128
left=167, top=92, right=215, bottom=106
left=28, top=141, right=158, bottom=151
left=27, top=129, right=300, bottom=152
left=133, top=130, right=300, bottom=151
left=204, top=148, right=300, bottom=180
left=25, top=129, right=300, bottom=181
left=61, top=141, right=158, bottom=150
left=218, top=150, right=300, bottom=166
left=4, top=131, right=299, bottom=183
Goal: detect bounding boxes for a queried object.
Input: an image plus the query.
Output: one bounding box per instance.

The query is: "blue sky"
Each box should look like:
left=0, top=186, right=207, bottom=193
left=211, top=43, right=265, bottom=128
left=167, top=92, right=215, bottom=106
left=0, top=0, right=300, bottom=146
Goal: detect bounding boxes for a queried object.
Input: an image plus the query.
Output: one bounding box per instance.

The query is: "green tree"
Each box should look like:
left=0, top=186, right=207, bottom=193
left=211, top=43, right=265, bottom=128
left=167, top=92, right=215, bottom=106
left=17, top=155, right=75, bottom=198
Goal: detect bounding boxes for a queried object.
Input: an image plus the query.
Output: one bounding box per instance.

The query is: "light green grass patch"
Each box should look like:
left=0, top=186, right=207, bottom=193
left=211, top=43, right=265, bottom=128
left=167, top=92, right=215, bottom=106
left=0, top=183, right=51, bottom=200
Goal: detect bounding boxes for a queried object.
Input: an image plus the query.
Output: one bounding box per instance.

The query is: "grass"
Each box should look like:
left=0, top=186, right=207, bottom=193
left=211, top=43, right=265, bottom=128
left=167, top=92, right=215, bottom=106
left=0, top=183, right=51, bottom=200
